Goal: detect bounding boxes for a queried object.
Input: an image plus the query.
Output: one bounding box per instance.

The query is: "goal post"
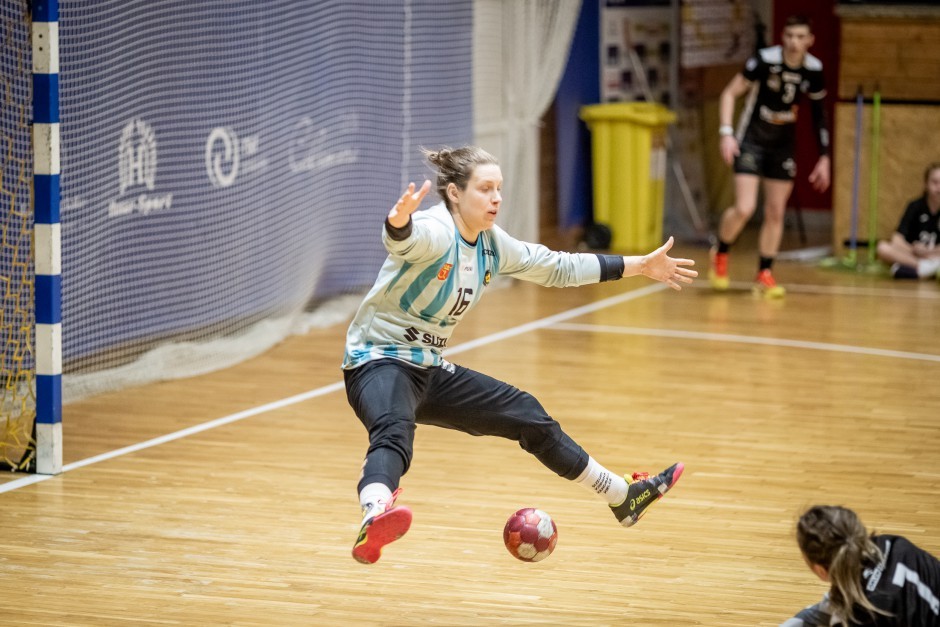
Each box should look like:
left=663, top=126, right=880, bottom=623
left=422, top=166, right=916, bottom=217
left=32, top=0, right=63, bottom=474
left=0, top=0, right=60, bottom=474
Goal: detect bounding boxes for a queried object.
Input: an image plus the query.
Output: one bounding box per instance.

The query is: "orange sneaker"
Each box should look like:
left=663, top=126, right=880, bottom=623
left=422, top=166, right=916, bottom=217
left=352, top=488, right=412, bottom=564
left=709, top=249, right=730, bottom=290
left=753, top=269, right=786, bottom=299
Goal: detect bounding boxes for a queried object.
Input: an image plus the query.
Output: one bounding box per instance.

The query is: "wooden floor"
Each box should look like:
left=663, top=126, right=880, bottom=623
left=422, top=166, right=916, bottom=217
left=1, top=242, right=939, bottom=626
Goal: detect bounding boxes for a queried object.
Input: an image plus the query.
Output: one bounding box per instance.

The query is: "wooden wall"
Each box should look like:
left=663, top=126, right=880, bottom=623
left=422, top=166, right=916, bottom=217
left=832, top=6, right=940, bottom=253
left=839, top=18, right=940, bottom=101
left=832, top=103, right=940, bottom=252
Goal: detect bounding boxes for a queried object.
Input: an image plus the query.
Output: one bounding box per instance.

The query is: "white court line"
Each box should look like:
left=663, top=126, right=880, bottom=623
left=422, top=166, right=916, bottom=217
left=549, top=322, right=940, bottom=363
left=0, top=284, right=668, bottom=494
left=695, top=280, right=940, bottom=300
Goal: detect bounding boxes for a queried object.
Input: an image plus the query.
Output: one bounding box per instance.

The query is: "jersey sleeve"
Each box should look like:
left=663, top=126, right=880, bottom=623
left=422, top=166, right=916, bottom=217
left=382, top=207, right=453, bottom=263
left=742, top=54, right=765, bottom=83
left=489, top=226, right=601, bottom=287
left=807, top=68, right=827, bottom=100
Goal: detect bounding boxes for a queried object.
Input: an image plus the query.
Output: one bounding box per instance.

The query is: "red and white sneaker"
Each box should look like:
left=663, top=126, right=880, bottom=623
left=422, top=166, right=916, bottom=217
left=709, top=248, right=730, bottom=291
left=352, top=488, right=412, bottom=564
left=752, top=269, right=786, bottom=299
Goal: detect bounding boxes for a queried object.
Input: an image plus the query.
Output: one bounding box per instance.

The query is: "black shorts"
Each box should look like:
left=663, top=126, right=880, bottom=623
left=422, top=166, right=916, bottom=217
left=733, top=141, right=796, bottom=181
left=344, top=358, right=588, bottom=485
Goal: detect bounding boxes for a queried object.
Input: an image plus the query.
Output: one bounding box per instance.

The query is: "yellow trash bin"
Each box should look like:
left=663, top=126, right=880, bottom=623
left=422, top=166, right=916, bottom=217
left=580, top=102, right=676, bottom=253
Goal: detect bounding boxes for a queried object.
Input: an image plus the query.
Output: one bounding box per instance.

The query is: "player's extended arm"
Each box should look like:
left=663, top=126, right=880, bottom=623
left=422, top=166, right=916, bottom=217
left=807, top=98, right=831, bottom=192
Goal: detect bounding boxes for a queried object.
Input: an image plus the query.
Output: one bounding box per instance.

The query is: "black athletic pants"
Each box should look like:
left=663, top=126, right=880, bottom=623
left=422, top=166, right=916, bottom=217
left=344, top=358, right=590, bottom=494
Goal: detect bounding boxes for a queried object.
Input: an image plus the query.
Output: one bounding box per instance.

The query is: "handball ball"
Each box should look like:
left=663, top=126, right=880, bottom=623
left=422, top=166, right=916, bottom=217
left=503, top=508, right=558, bottom=562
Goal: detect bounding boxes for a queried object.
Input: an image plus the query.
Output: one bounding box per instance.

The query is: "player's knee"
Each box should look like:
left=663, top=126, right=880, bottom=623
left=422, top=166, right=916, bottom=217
left=519, top=420, right=563, bottom=456
left=519, top=417, right=564, bottom=457
left=876, top=240, right=893, bottom=260
left=732, top=202, right=756, bottom=220
left=369, top=416, right=416, bottom=451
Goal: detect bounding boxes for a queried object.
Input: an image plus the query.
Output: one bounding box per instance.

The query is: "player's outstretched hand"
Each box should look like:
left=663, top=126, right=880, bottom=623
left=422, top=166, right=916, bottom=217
left=388, top=180, right=431, bottom=228
left=639, top=236, right=697, bottom=290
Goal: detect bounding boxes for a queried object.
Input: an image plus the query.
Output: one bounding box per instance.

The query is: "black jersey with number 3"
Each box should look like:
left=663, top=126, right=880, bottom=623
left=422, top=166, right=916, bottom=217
left=737, top=45, right=826, bottom=151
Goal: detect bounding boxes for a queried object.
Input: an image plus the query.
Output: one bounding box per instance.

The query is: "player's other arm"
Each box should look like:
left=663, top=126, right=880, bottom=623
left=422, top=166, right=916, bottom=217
left=383, top=180, right=450, bottom=262
left=718, top=73, right=752, bottom=166
left=807, top=77, right=831, bottom=192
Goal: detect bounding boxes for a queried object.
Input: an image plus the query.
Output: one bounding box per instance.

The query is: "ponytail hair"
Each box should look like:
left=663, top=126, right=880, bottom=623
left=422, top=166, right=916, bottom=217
left=796, top=505, right=890, bottom=624
left=423, top=146, right=498, bottom=210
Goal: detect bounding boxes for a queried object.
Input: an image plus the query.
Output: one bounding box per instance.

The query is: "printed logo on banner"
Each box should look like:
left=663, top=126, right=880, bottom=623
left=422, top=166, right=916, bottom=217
left=287, top=115, right=359, bottom=173
left=205, top=127, right=268, bottom=188
left=108, top=117, right=173, bottom=217
left=118, top=118, right=156, bottom=194
left=206, top=127, right=240, bottom=188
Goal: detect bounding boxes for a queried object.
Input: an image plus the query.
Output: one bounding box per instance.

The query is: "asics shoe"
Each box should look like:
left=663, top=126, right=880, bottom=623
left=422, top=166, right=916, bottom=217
left=709, top=249, right=730, bottom=290
left=610, top=462, right=684, bottom=527
left=352, top=488, right=412, bottom=564
left=752, top=269, right=786, bottom=298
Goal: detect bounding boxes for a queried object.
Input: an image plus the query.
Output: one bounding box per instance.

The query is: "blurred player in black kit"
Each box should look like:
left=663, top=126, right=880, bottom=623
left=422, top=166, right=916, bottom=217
left=782, top=505, right=940, bottom=627
left=710, top=15, right=830, bottom=298
left=876, top=162, right=940, bottom=280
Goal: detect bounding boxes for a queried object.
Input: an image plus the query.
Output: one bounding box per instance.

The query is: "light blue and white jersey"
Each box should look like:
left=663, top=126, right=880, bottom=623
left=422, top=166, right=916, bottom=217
left=343, top=202, right=604, bottom=369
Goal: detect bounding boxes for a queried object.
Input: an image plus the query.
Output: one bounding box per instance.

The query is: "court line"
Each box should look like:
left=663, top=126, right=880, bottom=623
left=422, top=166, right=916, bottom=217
left=0, top=284, right=668, bottom=494
left=548, top=322, right=940, bottom=363
left=693, top=280, right=940, bottom=300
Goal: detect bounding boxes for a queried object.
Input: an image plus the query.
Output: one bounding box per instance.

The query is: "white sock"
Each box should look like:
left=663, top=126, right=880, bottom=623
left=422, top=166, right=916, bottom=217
left=575, top=457, right=627, bottom=505
left=358, top=482, right=393, bottom=518
left=916, top=258, right=940, bottom=278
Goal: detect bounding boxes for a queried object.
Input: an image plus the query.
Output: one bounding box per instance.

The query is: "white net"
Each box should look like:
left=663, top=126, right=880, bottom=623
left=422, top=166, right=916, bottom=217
left=0, top=0, right=34, bottom=470
left=56, top=0, right=473, bottom=401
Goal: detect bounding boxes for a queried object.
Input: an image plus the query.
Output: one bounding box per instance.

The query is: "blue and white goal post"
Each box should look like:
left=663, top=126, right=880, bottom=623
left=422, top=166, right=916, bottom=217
left=32, top=0, right=62, bottom=474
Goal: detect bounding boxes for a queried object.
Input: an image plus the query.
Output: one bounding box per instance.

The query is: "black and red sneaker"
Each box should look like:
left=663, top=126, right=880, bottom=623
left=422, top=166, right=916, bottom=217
left=610, top=462, right=684, bottom=527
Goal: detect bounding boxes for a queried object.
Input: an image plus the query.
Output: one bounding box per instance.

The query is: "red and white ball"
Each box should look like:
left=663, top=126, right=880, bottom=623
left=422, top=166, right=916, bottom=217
left=503, top=507, right=558, bottom=562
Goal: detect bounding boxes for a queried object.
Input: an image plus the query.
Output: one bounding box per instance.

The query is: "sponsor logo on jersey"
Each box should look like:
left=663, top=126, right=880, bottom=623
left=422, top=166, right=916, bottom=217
left=403, top=326, right=447, bottom=347
left=482, top=248, right=496, bottom=257
left=437, top=263, right=453, bottom=280
left=759, top=105, right=797, bottom=125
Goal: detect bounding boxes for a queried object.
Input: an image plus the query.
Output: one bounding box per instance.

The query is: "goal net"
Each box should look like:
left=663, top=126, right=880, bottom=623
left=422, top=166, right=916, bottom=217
left=0, top=0, right=34, bottom=471
left=1, top=0, right=473, bottom=470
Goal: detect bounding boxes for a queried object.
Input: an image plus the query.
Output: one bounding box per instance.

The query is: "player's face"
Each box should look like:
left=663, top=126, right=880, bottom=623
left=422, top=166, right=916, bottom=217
left=781, top=25, right=814, bottom=59
left=449, top=163, right=502, bottom=240
left=926, top=168, right=940, bottom=203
